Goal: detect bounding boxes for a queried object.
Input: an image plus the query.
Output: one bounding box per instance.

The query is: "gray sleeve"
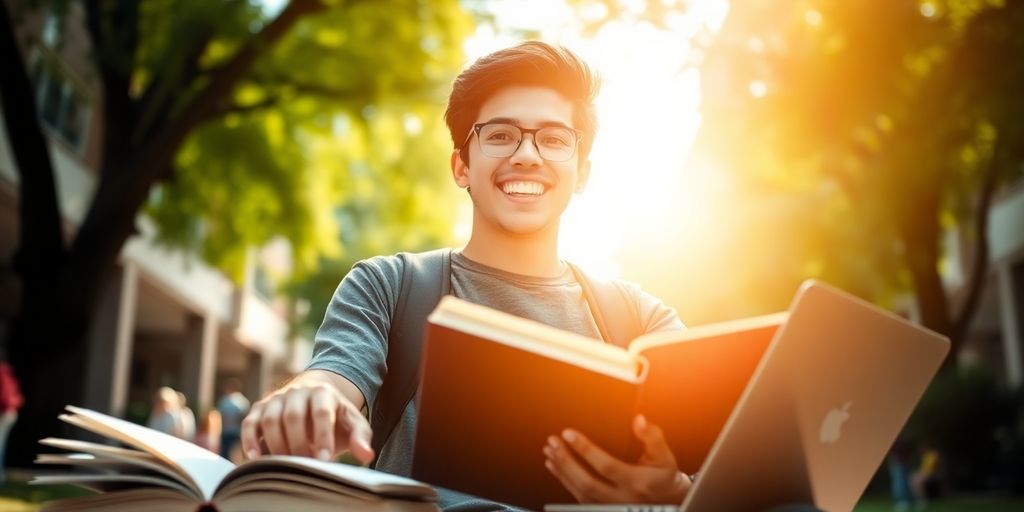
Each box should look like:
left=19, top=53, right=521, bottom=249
left=619, top=280, right=686, bottom=333
left=305, top=255, right=404, bottom=409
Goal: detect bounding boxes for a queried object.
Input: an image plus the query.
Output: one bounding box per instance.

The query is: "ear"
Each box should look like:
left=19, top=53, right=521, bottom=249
left=574, top=159, right=591, bottom=194
left=451, top=149, right=470, bottom=188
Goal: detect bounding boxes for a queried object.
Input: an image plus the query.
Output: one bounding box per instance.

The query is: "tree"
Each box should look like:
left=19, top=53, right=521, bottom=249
left=678, top=0, right=1024, bottom=360
left=0, top=0, right=471, bottom=464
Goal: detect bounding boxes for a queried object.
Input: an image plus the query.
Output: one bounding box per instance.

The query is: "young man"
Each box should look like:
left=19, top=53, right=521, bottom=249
left=240, top=41, right=692, bottom=509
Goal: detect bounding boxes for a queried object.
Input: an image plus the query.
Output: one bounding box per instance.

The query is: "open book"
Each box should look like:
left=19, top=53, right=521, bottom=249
left=32, top=406, right=438, bottom=511
left=412, top=296, right=785, bottom=510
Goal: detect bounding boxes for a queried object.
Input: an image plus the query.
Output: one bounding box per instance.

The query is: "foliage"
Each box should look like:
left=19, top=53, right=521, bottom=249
left=142, top=0, right=472, bottom=285
left=283, top=101, right=467, bottom=335
left=0, top=0, right=473, bottom=466
left=671, top=0, right=1024, bottom=351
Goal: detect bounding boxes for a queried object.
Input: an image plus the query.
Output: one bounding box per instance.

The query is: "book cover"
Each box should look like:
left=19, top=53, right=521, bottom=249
left=411, top=297, right=782, bottom=509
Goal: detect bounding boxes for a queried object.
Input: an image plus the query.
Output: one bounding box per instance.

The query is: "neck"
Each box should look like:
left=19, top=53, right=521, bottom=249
left=461, top=218, right=563, bottom=277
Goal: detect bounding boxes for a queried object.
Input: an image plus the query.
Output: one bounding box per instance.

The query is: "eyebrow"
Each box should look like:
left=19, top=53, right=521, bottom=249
left=481, top=117, right=574, bottom=130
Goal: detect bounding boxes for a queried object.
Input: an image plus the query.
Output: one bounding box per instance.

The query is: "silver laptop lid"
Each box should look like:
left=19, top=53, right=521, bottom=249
left=682, top=280, right=949, bottom=512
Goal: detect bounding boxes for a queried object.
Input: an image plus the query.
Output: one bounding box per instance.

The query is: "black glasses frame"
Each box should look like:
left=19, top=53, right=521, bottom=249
left=460, top=122, right=583, bottom=162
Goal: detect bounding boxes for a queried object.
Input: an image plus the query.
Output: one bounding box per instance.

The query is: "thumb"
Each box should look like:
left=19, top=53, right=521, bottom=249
left=634, top=415, right=676, bottom=467
left=334, top=406, right=376, bottom=465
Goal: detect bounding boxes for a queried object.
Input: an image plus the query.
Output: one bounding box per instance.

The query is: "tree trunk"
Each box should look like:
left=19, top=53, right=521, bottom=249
left=1, top=0, right=327, bottom=466
left=0, top=0, right=80, bottom=467
left=899, top=195, right=959, bottom=371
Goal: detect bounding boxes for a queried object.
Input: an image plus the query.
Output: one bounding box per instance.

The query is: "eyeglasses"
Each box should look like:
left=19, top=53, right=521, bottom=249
left=461, top=122, right=582, bottom=162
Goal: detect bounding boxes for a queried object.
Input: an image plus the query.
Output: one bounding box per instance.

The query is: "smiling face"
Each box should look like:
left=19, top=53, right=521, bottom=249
left=452, top=86, right=591, bottom=238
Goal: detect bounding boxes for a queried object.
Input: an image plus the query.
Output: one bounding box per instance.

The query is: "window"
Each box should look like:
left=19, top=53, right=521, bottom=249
left=31, top=54, right=90, bottom=151
left=1013, top=260, right=1024, bottom=343
left=41, top=9, right=60, bottom=48
left=252, top=263, right=275, bottom=302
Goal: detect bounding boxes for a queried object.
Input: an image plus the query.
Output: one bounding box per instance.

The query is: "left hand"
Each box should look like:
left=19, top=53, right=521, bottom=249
left=543, top=414, right=692, bottom=504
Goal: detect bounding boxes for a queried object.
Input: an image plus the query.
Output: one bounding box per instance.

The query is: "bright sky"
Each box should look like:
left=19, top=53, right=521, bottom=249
left=459, top=0, right=730, bottom=277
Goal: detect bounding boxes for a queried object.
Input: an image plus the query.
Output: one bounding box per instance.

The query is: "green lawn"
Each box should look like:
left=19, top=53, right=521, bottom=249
left=0, top=482, right=94, bottom=511
left=853, top=497, right=1024, bottom=512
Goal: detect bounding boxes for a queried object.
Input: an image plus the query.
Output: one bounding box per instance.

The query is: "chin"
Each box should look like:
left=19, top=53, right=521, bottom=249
left=496, top=216, right=557, bottom=236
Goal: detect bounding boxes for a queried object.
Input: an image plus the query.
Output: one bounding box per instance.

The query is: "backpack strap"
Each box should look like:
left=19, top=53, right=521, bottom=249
left=370, top=248, right=451, bottom=467
left=567, top=262, right=643, bottom=347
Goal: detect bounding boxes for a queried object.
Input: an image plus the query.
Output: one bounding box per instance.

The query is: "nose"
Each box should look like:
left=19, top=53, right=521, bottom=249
left=509, top=134, right=543, bottom=167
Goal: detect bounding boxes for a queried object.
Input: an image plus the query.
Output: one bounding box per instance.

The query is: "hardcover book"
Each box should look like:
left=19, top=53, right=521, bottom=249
left=412, top=296, right=783, bottom=509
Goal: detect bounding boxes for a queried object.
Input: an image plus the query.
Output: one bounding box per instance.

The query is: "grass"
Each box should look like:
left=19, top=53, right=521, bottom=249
left=0, top=481, right=94, bottom=511
left=853, top=497, right=1024, bottom=512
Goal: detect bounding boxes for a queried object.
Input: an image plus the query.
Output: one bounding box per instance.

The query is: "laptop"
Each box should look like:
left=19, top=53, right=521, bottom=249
left=546, top=280, right=950, bottom=512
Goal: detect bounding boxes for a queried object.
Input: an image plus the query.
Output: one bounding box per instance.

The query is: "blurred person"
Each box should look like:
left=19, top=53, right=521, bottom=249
left=217, top=378, right=249, bottom=461
left=911, top=441, right=941, bottom=507
left=0, top=348, right=24, bottom=483
left=147, top=386, right=182, bottom=437
left=887, top=436, right=915, bottom=512
left=240, top=41, right=823, bottom=511
left=176, top=391, right=196, bottom=441
left=195, top=409, right=222, bottom=455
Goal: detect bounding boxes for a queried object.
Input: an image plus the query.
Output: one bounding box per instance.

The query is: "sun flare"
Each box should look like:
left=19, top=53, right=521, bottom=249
left=461, top=0, right=731, bottom=278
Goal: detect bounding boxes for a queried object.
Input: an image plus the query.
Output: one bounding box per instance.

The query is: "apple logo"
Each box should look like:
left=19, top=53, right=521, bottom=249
left=820, top=401, right=852, bottom=444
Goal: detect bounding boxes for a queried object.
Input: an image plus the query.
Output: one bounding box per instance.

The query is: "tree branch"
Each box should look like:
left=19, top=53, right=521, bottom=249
left=82, top=0, right=104, bottom=50
left=85, top=0, right=140, bottom=175
left=134, top=1, right=251, bottom=143
left=206, top=95, right=282, bottom=119
left=70, top=0, right=329, bottom=266
left=155, top=0, right=326, bottom=139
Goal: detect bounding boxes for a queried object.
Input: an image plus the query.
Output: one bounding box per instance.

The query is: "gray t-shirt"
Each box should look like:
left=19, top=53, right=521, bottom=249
left=307, top=251, right=684, bottom=510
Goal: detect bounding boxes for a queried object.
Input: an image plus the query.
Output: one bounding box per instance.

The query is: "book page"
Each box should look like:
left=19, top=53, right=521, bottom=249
left=34, top=487, right=195, bottom=512
left=40, top=437, right=161, bottom=463
left=634, top=312, right=784, bottom=474
left=220, top=490, right=441, bottom=512
left=62, top=406, right=235, bottom=501
left=215, top=470, right=382, bottom=502
left=628, top=312, right=788, bottom=356
left=428, top=296, right=641, bottom=382
left=32, top=473, right=196, bottom=496
left=221, top=456, right=437, bottom=499
left=36, top=450, right=188, bottom=485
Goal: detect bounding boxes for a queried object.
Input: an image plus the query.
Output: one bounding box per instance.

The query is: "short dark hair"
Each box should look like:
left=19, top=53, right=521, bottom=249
left=445, top=41, right=601, bottom=165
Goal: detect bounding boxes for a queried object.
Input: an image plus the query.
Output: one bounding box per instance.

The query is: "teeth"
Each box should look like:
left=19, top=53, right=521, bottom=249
left=501, top=181, right=545, bottom=196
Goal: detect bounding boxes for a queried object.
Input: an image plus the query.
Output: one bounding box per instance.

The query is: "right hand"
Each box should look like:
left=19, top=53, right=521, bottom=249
left=240, top=370, right=375, bottom=464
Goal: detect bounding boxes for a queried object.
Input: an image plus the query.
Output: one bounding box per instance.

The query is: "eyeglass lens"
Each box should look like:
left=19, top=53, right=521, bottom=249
left=477, top=123, right=577, bottom=161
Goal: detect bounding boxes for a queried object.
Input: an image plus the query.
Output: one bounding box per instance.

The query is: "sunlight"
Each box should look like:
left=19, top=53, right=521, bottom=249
left=461, top=0, right=731, bottom=277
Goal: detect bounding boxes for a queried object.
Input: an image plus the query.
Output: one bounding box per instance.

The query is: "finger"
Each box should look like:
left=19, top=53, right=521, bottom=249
left=336, top=402, right=374, bottom=464
left=281, top=389, right=312, bottom=457
left=240, top=402, right=264, bottom=459
left=258, top=398, right=289, bottom=455
left=308, top=387, right=338, bottom=461
left=544, top=455, right=586, bottom=503
left=544, top=435, right=618, bottom=502
left=634, top=415, right=677, bottom=467
left=560, top=429, right=629, bottom=483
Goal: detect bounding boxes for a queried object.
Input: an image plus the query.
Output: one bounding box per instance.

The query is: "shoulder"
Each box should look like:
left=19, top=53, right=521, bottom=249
left=349, top=254, right=405, bottom=282
left=570, top=265, right=685, bottom=332
left=332, top=254, right=407, bottom=303
left=347, top=248, right=452, bottom=286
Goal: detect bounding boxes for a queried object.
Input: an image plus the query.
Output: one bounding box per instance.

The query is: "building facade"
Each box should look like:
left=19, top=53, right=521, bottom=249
left=947, top=182, right=1024, bottom=389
